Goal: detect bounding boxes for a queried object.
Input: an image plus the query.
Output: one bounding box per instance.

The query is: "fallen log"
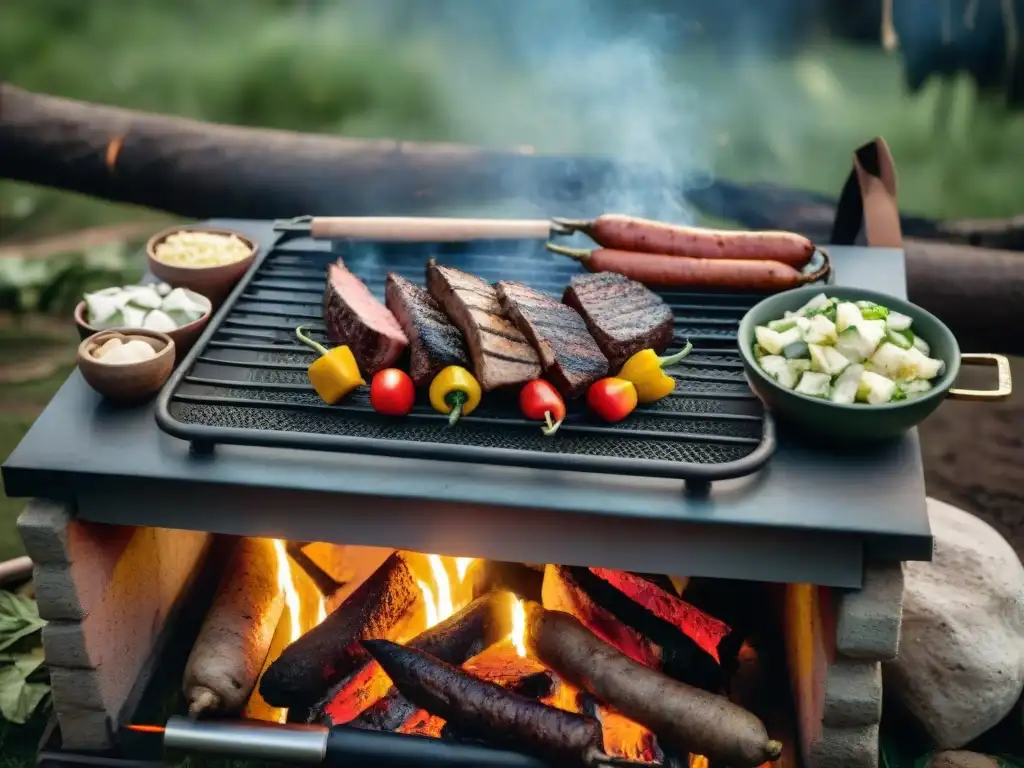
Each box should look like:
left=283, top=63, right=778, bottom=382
left=321, top=590, right=516, bottom=726
left=543, top=565, right=736, bottom=692
left=363, top=639, right=608, bottom=767
left=259, top=550, right=420, bottom=709
left=2, top=83, right=1023, bottom=353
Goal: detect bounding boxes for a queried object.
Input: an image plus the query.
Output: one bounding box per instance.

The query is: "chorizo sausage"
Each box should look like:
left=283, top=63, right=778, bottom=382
left=363, top=639, right=604, bottom=766
left=547, top=243, right=830, bottom=293
left=524, top=603, right=782, bottom=768
left=553, top=214, right=815, bottom=269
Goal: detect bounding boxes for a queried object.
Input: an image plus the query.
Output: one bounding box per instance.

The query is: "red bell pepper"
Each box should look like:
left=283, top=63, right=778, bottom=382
left=519, top=380, right=566, bottom=436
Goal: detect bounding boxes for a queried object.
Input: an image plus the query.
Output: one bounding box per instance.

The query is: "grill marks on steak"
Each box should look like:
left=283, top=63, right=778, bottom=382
left=384, top=273, right=469, bottom=388
left=323, top=260, right=408, bottom=376
left=495, top=280, right=608, bottom=399
left=426, top=263, right=541, bottom=391
left=562, top=272, right=674, bottom=371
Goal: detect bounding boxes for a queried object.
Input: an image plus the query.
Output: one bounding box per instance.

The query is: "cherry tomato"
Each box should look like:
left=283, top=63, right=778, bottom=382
left=520, top=380, right=566, bottom=436
left=587, top=377, right=638, bottom=423
left=370, top=368, right=415, bottom=415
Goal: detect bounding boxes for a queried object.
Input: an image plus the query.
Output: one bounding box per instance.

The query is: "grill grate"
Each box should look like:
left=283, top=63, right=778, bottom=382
left=156, top=238, right=791, bottom=482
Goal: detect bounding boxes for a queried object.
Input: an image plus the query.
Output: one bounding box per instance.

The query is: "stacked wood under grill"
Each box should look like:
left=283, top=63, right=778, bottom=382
left=223, top=551, right=788, bottom=768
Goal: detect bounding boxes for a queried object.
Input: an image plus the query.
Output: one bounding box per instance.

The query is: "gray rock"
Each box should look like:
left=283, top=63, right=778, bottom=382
left=884, top=498, right=1024, bottom=749
left=926, top=751, right=1000, bottom=768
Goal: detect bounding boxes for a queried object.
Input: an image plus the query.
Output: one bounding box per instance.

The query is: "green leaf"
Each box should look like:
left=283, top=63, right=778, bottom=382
left=0, top=649, right=50, bottom=724
left=0, top=591, right=46, bottom=652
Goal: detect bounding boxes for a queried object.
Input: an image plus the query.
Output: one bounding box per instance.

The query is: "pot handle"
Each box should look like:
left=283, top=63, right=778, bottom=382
left=830, top=137, right=903, bottom=247
left=948, top=354, right=1013, bottom=401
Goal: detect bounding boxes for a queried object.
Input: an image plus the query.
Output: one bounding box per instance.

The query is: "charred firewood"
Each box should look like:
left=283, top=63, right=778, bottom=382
left=320, top=590, right=516, bottom=725
left=543, top=565, right=735, bottom=692
left=509, top=670, right=556, bottom=700
left=349, top=634, right=554, bottom=733
left=525, top=602, right=782, bottom=768
left=588, top=568, right=740, bottom=666
left=363, top=639, right=612, bottom=767
left=470, top=560, right=544, bottom=604
left=259, top=551, right=420, bottom=709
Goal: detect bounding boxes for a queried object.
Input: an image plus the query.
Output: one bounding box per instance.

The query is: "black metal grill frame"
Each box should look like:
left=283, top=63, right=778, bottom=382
left=152, top=237, right=823, bottom=482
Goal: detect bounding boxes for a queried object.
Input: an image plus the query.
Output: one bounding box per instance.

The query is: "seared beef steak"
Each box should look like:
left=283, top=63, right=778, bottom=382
left=323, top=260, right=408, bottom=376
left=425, top=262, right=541, bottom=391
left=384, top=273, right=469, bottom=387
left=495, top=280, right=608, bottom=398
left=562, top=272, right=674, bottom=371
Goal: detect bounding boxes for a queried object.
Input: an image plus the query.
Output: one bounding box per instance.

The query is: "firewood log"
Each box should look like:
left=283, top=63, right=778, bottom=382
left=320, top=590, right=516, bottom=726
left=258, top=550, right=420, bottom=709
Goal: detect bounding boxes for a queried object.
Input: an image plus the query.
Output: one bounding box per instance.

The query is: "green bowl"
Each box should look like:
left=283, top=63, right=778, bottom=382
left=738, top=286, right=1011, bottom=441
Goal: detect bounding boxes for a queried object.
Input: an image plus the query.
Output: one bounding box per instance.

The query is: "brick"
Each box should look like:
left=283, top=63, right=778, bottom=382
left=786, top=583, right=884, bottom=768
left=807, top=724, right=879, bottom=768
left=822, top=660, right=882, bottom=727
left=34, top=564, right=83, bottom=621
left=835, top=561, right=905, bottom=660
left=22, top=502, right=213, bottom=752
left=17, top=500, right=72, bottom=566
left=48, top=667, right=105, bottom=710
left=41, top=621, right=92, bottom=669
left=49, top=703, right=112, bottom=751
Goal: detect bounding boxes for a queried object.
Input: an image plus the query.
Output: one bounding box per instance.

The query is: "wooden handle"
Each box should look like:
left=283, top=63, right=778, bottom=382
left=307, top=217, right=554, bottom=242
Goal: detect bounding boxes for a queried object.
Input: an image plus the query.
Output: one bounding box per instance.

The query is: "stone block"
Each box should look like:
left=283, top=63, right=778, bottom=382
left=835, top=561, right=905, bottom=660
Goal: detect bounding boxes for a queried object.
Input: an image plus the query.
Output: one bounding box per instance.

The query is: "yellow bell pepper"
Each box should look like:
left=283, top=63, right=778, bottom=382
left=296, top=326, right=364, bottom=404
left=618, top=341, right=694, bottom=404
left=429, top=365, right=481, bottom=426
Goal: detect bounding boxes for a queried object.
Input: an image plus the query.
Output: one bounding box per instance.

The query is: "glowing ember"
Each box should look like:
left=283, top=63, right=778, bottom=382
left=315, top=596, right=327, bottom=626
left=690, top=756, right=710, bottom=768
left=271, top=540, right=301, bottom=642
left=510, top=599, right=527, bottom=658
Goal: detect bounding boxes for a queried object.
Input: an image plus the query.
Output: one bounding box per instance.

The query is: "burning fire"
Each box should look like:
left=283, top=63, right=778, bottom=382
left=510, top=597, right=527, bottom=657
left=272, top=540, right=302, bottom=642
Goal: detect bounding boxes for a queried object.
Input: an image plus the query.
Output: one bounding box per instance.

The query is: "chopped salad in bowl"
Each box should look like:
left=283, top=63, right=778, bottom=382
left=738, top=286, right=1011, bottom=440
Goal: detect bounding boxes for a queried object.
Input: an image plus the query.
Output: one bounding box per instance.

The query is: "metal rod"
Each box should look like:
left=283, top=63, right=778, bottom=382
left=163, top=717, right=327, bottom=763
left=158, top=716, right=548, bottom=768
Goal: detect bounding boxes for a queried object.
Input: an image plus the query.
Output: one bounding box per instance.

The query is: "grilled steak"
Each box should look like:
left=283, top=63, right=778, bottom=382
left=495, top=280, right=608, bottom=398
left=323, top=260, right=408, bottom=376
left=426, top=262, right=541, bottom=391
left=384, top=273, right=469, bottom=387
left=562, top=272, right=674, bottom=371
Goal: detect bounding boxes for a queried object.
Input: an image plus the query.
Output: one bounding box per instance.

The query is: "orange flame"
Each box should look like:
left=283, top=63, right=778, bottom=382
left=272, top=540, right=302, bottom=642
left=415, top=555, right=478, bottom=631
left=510, top=598, right=527, bottom=657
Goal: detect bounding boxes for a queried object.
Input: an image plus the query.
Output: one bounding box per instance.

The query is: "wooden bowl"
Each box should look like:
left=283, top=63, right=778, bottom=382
left=77, top=330, right=175, bottom=404
left=74, top=300, right=210, bottom=361
left=146, top=226, right=258, bottom=306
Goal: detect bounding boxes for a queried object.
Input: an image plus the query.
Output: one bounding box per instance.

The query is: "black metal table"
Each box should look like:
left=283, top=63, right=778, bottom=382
left=1, top=219, right=932, bottom=588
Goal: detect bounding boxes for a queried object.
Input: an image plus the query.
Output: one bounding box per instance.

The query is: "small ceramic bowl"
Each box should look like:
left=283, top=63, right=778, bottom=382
left=78, top=330, right=175, bottom=404
left=146, top=226, right=257, bottom=306
left=738, top=285, right=1012, bottom=441
left=74, top=300, right=210, bottom=361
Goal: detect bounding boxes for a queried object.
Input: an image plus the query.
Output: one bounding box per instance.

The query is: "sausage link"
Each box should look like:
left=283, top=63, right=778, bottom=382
left=547, top=243, right=830, bottom=292
left=554, top=214, right=816, bottom=268
left=525, top=603, right=782, bottom=768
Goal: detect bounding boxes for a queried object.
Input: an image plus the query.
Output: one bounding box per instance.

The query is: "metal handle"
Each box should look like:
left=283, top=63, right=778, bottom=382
left=307, top=217, right=556, bottom=242
left=948, top=353, right=1013, bottom=401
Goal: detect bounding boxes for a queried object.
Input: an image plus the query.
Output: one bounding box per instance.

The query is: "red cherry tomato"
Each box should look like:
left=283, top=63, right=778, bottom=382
left=587, top=377, right=638, bottom=423
left=370, top=369, right=415, bottom=415
left=520, top=379, right=566, bottom=435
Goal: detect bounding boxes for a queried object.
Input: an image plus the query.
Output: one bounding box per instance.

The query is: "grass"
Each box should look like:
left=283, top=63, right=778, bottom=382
left=0, top=0, right=1023, bottom=762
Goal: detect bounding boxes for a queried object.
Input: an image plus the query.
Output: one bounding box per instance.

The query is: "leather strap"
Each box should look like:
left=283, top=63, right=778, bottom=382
left=830, top=137, right=903, bottom=247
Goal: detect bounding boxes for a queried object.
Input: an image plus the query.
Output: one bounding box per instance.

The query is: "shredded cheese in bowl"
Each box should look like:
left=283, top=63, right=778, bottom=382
left=152, top=231, right=253, bottom=268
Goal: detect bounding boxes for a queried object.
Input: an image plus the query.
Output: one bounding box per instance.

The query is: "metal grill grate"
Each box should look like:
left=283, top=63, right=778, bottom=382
left=156, top=238, right=787, bottom=481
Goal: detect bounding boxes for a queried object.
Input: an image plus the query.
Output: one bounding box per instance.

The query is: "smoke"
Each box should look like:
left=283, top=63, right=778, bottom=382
left=343, top=0, right=719, bottom=223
